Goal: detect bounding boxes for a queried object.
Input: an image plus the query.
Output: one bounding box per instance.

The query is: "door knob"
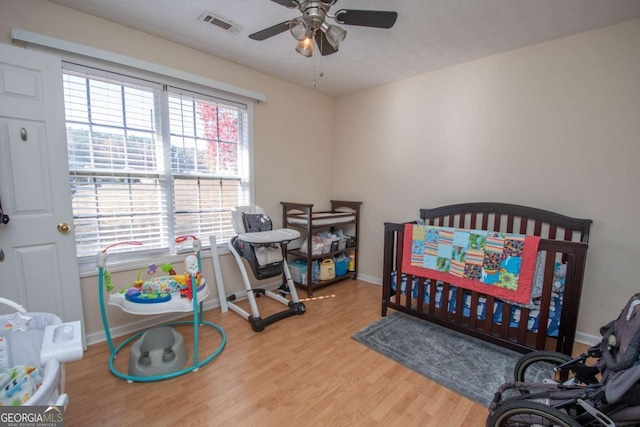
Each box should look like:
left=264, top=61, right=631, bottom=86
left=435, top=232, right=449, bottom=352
left=57, top=223, right=71, bottom=233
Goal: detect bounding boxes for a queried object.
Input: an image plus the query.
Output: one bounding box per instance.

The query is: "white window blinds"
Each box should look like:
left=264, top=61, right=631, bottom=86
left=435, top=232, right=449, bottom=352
left=168, top=88, right=249, bottom=244
left=63, top=64, right=250, bottom=260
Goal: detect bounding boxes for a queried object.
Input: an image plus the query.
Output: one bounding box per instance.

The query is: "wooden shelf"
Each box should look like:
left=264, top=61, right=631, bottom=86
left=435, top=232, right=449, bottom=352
left=281, top=200, right=362, bottom=297
left=287, top=246, right=357, bottom=261
left=293, top=272, right=357, bottom=293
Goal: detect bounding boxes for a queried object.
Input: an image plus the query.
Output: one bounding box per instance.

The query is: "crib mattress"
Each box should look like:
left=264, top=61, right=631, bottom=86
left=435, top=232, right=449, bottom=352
left=287, top=212, right=355, bottom=226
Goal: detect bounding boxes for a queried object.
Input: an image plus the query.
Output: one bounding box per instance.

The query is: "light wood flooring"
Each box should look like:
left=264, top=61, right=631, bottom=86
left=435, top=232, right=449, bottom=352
left=64, top=280, right=587, bottom=426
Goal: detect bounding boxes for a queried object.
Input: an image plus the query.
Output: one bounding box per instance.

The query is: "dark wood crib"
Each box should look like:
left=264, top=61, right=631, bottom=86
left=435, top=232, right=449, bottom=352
left=382, top=203, right=592, bottom=355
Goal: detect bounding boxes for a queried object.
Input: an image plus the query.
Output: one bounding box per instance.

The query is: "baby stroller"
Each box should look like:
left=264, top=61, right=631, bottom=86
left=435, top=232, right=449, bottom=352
left=487, top=293, right=640, bottom=426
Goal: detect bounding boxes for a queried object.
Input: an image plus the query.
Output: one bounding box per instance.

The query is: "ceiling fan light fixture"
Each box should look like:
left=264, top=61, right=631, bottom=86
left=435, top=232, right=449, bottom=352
left=295, top=37, right=314, bottom=57
left=321, top=22, right=347, bottom=49
left=289, top=16, right=309, bottom=41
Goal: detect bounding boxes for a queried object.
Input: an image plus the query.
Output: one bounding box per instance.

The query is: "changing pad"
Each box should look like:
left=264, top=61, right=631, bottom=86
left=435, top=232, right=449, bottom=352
left=287, top=212, right=355, bottom=226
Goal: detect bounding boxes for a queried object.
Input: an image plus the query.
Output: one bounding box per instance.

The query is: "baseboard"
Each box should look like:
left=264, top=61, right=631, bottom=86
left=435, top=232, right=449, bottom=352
left=357, top=273, right=381, bottom=286
left=575, top=331, right=600, bottom=347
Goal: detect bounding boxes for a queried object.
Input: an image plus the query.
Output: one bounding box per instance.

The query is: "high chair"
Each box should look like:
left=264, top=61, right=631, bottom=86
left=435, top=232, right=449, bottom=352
left=210, top=206, right=306, bottom=332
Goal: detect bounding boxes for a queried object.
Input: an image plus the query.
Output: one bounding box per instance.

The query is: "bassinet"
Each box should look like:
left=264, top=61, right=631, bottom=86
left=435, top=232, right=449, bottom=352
left=0, top=297, right=82, bottom=408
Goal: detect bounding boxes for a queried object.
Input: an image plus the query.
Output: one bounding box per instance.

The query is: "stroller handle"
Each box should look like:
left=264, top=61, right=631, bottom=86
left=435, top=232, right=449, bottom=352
left=0, top=297, right=27, bottom=314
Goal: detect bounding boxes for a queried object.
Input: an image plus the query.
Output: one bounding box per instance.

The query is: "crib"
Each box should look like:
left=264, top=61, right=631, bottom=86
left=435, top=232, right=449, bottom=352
left=382, top=202, right=592, bottom=355
left=0, top=297, right=83, bottom=408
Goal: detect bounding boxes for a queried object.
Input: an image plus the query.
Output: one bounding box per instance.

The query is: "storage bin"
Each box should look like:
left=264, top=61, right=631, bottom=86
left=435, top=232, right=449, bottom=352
left=289, top=259, right=308, bottom=283
left=345, top=236, right=356, bottom=248
left=335, top=257, right=348, bottom=276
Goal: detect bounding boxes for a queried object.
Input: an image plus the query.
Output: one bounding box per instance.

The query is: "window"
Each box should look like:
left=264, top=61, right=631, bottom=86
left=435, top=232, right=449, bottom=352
left=62, top=64, right=251, bottom=261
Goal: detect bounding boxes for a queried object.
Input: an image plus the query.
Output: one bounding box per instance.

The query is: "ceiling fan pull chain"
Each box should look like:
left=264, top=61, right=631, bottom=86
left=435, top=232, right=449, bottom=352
left=319, top=34, right=324, bottom=77
left=312, top=40, right=317, bottom=89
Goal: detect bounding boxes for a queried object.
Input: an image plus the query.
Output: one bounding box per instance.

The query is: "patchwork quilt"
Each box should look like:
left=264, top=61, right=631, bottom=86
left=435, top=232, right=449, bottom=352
left=402, top=224, right=540, bottom=304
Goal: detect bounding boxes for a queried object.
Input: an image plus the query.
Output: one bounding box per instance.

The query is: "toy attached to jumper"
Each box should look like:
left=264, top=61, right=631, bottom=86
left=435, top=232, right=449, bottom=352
left=100, top=240, right=210, bottom=315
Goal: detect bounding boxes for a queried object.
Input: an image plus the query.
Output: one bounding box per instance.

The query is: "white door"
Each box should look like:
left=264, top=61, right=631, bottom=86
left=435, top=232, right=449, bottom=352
left=0, top=43, right=85, bottom=333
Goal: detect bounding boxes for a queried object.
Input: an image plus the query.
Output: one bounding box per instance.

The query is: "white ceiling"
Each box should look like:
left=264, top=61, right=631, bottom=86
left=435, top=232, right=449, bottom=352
left=46, top=0, right=640, bottom=97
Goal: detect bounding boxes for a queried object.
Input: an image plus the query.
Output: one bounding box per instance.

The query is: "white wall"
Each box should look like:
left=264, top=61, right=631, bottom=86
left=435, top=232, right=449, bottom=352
left=333, top=19, right=640, bottom=339
left=0, top=0, right=336, bottom=338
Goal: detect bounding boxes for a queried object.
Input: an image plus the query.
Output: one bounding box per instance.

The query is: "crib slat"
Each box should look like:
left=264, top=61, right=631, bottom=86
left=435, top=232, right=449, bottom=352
left=442, top=283, right=450, bottom=321
left=485, top=296, right=495, bottom=334
left=517, top=307, right=531, bottom=346
left=534, top=220, right=542, bottom=236
left=549, top=224, right=557, bottom=240
left=564, top=228, right=572, bottom=241
left=536, top=251, right=556, bottom=349
left=520, top=218, right=527, bottom=234
left=428, top=280, right=436, bottom=315
left=493, top=214, right=501, bottom=231
left=405, top=274, right=414, bottom=309
left=500, top=302, right=511, bottom=339
left=416, top=277, right=425, bottom=313
left=454, top=288, right=464, bottom=324
left=506, top=215, right=514, bottom=233
left=469, top=292, right=479, bottom=330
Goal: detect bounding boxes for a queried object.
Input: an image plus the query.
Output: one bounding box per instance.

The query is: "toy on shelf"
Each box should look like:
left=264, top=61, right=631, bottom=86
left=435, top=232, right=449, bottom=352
left=97, top=236, right=226, bottom=382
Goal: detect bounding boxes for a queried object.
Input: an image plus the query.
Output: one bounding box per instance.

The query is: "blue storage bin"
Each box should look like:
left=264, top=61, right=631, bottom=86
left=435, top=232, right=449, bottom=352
left=335, top=257, right=348, bottom=276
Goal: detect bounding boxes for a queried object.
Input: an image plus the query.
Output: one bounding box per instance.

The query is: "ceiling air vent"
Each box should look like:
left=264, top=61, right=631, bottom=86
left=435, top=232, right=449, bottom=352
left=198, top=12, right=243, bottom=34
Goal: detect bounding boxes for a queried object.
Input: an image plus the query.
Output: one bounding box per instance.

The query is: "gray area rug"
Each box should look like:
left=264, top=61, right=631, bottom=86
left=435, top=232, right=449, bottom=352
left=352, top=311, right=521, bottom=407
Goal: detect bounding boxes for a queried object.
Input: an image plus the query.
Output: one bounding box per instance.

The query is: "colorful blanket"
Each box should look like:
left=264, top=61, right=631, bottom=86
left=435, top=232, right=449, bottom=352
left=0, top=365, right=42, bottom=406
left=402, top=224, right=540, bottom=304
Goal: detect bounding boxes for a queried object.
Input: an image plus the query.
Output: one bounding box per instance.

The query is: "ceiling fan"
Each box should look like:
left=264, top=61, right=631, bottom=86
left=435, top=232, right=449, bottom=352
left=249, top=0, right=398, bottom=57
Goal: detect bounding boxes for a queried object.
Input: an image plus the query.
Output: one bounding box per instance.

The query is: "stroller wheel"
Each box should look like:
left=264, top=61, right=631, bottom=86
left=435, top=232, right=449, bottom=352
left=487, top=400, right=581, bottom=427
left=514, top=350, right=574, bottom=384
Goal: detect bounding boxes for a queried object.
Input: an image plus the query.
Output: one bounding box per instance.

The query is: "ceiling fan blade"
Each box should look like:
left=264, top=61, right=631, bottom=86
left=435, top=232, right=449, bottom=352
left=334, top=10, right=398, bottom=29
left=270, top=0, right=299, bottom=8
left=249, top=21, right=291, bottom=41
left=315, top=31, right=338, bottom=56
